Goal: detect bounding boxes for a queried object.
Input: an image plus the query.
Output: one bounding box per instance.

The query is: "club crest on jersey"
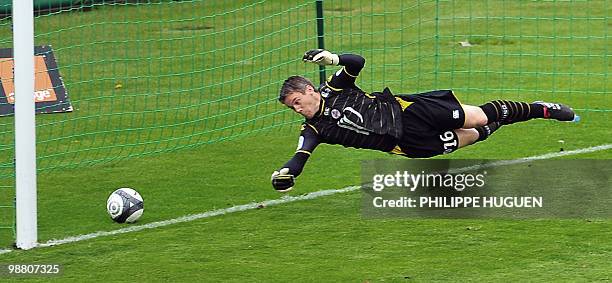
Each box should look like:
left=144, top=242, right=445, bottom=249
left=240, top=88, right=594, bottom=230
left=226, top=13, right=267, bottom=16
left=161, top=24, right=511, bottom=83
left=331, top=109, right=341, bottom=119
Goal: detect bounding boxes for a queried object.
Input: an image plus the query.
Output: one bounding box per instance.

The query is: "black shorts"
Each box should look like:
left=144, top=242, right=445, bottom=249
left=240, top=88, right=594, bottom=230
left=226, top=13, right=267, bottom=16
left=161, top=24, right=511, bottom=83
left=394, top=90, right=465, bottom=158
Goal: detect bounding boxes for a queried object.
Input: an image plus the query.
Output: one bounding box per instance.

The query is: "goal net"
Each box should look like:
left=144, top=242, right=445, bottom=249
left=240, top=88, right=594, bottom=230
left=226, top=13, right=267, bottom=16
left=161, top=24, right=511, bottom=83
left=0, top=0, right=608, bottom=248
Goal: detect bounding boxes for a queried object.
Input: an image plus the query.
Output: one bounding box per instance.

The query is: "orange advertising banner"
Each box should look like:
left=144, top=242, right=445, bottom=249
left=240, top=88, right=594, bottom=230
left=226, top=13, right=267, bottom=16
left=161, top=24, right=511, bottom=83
left=0, top=56, right=58, bottom=104
left=0, top=45, right=72, bottom=116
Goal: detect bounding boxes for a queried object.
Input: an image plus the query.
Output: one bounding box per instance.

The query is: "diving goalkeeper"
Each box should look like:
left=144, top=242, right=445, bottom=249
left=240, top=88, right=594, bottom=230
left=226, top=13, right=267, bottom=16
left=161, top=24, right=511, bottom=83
left=271, top=49, right=576, bottom=192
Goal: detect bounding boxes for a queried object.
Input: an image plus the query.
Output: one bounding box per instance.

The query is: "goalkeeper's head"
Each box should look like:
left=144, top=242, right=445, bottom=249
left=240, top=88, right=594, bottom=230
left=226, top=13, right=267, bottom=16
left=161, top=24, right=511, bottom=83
left=279, top=76, right=321, bottom=119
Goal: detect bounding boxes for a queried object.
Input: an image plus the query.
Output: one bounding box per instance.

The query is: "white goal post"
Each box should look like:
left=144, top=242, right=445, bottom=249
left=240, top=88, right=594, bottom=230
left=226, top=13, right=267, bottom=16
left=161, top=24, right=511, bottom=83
left=13, top=0, right=37, bottom=250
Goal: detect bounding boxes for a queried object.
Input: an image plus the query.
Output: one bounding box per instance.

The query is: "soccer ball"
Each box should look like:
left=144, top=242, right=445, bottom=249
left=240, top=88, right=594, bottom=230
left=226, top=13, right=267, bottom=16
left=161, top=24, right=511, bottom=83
left=106, top=188, right=144, bottom=223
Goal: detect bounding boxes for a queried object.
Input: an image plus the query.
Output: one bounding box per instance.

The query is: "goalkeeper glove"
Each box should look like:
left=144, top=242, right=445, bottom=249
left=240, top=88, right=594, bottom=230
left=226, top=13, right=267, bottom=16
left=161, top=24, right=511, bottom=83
left=303, top=49, right=339, bottom=66
left=271, top=168, right=295, bottom=193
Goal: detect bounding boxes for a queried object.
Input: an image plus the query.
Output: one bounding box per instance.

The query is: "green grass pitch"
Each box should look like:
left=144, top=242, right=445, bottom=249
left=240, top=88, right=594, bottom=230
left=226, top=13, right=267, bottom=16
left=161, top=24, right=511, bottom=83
left=0, top=1, right=610, bottom=281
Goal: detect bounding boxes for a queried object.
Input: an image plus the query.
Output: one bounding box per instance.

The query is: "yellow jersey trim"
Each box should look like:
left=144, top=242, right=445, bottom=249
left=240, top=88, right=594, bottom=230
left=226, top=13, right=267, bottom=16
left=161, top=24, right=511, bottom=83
left=389, top=145, right=407, bottom=156
left=342, top=66, right=358, bottom=77
left=317, top=98, right=326, bottom=116
left=296, top=150, right=312, bottom=155
left=395, top=97, right=413, bottom=111
left=304, top=123, right=319, bottom=135
left=324, top=81, right=342, bottom=92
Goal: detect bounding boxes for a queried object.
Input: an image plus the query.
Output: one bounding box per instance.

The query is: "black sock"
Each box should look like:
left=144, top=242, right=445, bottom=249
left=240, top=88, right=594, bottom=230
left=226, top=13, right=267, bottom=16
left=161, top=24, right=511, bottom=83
left=475, top=122, right=500, bottom=143
left=479, top=100, right=545, bottom=125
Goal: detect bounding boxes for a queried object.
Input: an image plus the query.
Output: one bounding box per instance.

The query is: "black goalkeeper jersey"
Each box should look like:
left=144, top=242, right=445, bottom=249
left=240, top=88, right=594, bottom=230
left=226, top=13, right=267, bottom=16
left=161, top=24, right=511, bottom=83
left=306, top=84, right=402, bottom=151
left=281, top=54, right=404, bottom=177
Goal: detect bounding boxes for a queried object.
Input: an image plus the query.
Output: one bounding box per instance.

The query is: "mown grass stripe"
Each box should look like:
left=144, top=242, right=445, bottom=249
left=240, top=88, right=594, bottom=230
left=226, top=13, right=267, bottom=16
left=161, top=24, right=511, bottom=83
left=1, top=143, right=610, bottom=255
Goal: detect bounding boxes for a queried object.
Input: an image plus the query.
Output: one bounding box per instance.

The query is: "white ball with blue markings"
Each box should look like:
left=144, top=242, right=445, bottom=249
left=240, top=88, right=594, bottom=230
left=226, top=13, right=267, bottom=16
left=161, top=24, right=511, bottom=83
left=106, top=188, right=144, bottom=223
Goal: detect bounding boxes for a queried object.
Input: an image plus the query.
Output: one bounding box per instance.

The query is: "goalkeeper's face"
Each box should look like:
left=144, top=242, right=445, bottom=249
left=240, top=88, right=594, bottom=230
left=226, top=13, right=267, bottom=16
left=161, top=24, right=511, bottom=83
left=282, top=85, right=321, bottom=119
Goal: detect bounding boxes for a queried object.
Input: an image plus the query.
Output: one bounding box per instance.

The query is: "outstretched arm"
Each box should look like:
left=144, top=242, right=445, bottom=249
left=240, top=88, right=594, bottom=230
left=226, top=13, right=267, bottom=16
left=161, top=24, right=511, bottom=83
left=337, top=54, right=366, bottom=77
left=271, top=124, right=320, bottom=192
left=303, top=49, right=365, bottom=89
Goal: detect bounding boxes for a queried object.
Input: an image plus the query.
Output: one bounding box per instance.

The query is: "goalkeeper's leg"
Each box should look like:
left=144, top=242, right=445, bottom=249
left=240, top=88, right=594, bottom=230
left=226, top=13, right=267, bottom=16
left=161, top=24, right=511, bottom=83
left=460, top=100, right=575, bottom=145
left=453, top=123, right=501, bottom=149
left=480, top=100, right=575, bottom=124
left=463, top=101, right=575, bottom=128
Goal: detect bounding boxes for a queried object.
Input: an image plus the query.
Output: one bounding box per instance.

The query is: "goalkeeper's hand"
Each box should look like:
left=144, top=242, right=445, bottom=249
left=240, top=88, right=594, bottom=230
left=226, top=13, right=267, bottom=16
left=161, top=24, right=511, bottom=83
left=271, top=168, right=295, bottom=193
left=303, top=49, right=339, bottom=66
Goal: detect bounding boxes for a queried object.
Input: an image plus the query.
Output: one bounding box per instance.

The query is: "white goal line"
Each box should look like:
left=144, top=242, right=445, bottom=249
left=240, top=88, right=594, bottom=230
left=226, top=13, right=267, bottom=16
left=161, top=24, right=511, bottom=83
left=1, top=143, right=610, bottom=256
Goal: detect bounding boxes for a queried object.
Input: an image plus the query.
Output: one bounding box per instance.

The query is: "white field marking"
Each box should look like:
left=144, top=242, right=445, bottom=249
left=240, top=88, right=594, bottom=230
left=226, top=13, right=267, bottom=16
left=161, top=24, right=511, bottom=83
left=36, top=185, right=361, bottom=248
left=448, top=143, right=612, bottom=174
left=0, top=143, right=610, bottom=255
